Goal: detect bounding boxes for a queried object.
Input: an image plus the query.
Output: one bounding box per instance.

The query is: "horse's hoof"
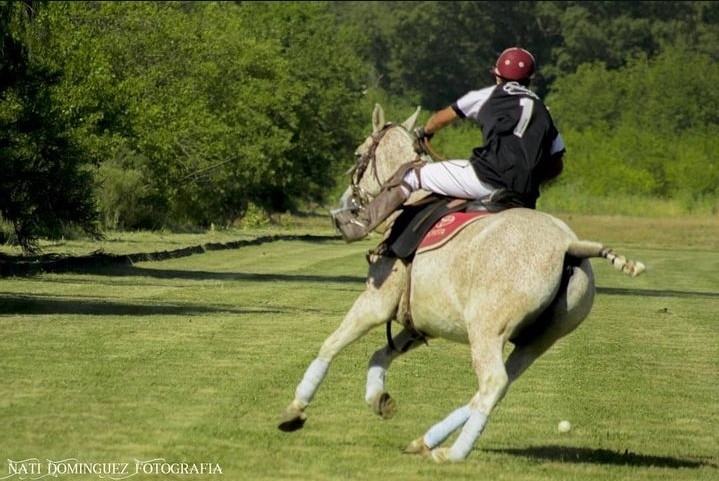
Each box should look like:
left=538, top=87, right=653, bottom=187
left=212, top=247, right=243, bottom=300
left=371, top=392, right=396, bottom=419
left=278, top=408, right=307, bottom=432
left=403, top=438, right=431, bottom=457
left=430, top=447, right=452, bottom=463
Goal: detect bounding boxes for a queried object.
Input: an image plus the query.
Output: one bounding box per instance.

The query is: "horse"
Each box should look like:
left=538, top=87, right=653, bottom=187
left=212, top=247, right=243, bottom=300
left=278, top=103, right=646, bottom=462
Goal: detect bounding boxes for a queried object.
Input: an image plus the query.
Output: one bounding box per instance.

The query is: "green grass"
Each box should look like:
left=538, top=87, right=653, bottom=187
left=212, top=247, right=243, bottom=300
left=0, top=210, right=335, bottom=257
left=0, top=216, right=717, bottom=480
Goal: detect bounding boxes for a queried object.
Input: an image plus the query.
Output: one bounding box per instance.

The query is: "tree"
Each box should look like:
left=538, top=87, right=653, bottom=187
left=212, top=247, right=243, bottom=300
left=236, top=1, right=368, bottom=212
left=43, top=1, right=369, bottom=228
left=546, top=46, right=719, bottom=201
left=0, top=1, right=99, bottom=252
left=536, top=1, right=719, bottom=85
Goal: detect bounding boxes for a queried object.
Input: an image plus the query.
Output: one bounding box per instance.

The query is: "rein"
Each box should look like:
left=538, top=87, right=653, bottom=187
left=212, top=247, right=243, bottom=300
left=349, top=123, right=395, bottom=210
left=349, top=123, right=432, bottom=212
left=420, top=137, right=447, bottom=162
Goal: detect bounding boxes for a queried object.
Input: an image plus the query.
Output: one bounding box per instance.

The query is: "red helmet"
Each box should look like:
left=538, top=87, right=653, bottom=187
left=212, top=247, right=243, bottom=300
left=492, top=47, right=535, bottom=82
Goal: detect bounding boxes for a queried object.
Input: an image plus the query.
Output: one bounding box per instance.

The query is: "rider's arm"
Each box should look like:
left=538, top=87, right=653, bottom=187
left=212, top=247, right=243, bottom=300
left=543, top=153, right=564, bottom=185
left=424, top=106, right=459, bottom=135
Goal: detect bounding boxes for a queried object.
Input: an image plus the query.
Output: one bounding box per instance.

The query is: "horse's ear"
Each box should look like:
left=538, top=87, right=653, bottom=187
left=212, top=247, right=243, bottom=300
left=372, top=103, right=385, bottom=133
left=401, top=106, right=421, bottom=132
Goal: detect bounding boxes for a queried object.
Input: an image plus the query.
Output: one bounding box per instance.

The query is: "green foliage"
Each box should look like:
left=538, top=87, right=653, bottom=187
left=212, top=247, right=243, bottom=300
left=237, top=202, right=271, bottom=229
left=42, top=1, right=368, bottom=229
left=0, top=0, right=100, bottom=252
left=546, top=45, right=719, bottom=205
left=333, top=1, right=546, bottom=108
left=334, top=1, right=719, bottom=106
left=536, top=1, right=718, bottom=84
left=94, top=148, right=165, bottom=230
left=235, top=2, right=368, bottom=212
left=664, top=126, right=719, bottom=205
left=3, top=0, right=719, bottom=249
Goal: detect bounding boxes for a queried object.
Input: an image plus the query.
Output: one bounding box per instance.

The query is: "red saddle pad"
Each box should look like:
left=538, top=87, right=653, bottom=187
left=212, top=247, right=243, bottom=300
left=416, top=211, right=492, bottom=254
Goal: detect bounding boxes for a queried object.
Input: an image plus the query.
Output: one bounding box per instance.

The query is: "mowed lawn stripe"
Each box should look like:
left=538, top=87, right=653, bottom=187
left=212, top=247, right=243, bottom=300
left=1, top=236, right=716, bottom=481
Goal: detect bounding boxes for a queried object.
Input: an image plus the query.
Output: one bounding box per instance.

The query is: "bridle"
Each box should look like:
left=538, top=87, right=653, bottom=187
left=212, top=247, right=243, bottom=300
left=347, top=123, right=428, bottom=212
left=347, top=123, right=396, bottom=211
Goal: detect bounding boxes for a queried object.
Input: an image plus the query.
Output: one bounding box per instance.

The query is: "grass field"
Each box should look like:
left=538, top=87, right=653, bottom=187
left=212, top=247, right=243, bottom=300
left=0, top=214, right=717, bottom=480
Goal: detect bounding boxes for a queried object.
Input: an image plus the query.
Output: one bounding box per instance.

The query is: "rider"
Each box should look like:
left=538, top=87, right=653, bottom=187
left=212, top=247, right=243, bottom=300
left=334, top=47, right=566, bottom=243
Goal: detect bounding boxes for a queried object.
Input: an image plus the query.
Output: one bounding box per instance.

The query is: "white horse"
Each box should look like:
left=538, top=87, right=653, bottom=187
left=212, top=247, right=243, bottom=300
left=278, top=104, right=646, bottom=462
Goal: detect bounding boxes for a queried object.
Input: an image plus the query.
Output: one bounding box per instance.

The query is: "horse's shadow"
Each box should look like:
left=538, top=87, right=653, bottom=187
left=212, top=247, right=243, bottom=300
left=486, top=445, right=714, bottom=469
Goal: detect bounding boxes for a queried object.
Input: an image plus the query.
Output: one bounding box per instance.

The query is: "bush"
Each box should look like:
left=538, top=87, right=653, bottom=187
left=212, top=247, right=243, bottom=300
left=94, top=148, right=167, bottom=230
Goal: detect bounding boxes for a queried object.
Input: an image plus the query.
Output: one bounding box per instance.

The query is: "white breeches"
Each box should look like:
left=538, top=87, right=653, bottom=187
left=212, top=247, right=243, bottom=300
left=401, top=160, right=497, bottom=199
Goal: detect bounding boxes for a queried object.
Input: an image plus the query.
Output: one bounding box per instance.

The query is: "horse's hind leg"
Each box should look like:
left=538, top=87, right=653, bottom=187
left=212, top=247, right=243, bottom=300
left=503, top=301, right=589, bottom=385
left=366, top=328, right=425, bottom=419
left=408, top=331, right=508, bottom=462
left=406, top=262, right=596, bottom=458
left=506, top=259, right=595, bottom=384
left=278, top=256, right=407, bottom=432
left=404, top=335, right=560, bottom=448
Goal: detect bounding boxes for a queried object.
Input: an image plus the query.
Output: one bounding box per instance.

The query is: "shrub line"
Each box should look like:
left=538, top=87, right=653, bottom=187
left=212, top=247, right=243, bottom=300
left=0, top=234, right=340, bottom=277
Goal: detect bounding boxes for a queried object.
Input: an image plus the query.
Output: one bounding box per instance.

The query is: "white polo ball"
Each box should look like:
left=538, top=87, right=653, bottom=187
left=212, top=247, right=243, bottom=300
left=558, top=420, right=572, bottom=433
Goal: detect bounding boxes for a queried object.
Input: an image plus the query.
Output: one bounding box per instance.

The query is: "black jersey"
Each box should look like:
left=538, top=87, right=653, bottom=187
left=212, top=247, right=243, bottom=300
left=452, top=81, right=565, bottom=208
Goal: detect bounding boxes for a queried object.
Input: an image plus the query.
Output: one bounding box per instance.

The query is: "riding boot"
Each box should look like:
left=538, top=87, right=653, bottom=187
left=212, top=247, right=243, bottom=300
left=334, top=186, right=408, bottom=242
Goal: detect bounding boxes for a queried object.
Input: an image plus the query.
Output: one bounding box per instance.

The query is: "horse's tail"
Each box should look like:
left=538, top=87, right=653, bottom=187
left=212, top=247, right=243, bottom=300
left=567, top=240, right=646, bottom=278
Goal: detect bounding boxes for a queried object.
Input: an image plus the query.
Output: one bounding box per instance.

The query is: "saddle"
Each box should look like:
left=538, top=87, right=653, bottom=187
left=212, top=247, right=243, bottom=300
left=373, top=189, right=525, bottom=261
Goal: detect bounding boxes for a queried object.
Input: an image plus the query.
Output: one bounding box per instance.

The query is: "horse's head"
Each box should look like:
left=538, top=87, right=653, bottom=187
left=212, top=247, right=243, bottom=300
left=330, top=104, right=422, bottom=219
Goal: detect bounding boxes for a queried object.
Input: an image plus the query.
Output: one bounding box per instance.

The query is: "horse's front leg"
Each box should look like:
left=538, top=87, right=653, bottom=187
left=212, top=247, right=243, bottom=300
left=366, top=327, right=426, bottom=419
left=278, top=256, right=407, bottom=432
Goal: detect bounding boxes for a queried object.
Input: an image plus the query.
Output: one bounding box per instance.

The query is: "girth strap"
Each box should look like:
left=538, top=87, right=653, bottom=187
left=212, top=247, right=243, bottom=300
left=386, top=260, right=428, bottom=353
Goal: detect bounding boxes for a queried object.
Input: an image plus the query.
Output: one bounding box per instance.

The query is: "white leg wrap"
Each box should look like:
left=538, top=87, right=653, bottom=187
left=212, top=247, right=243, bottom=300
left=365, top=365, right=386, bottom=403
left=448, top=411, right=488, bottom=460
left=423, top=404, right=471, bottom=449
left=295, top=358, right=329, bottom=405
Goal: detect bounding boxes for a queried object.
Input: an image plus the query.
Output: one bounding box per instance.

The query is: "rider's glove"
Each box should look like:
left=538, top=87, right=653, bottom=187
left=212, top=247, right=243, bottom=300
left=413, top=126, right=434, bottom=154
